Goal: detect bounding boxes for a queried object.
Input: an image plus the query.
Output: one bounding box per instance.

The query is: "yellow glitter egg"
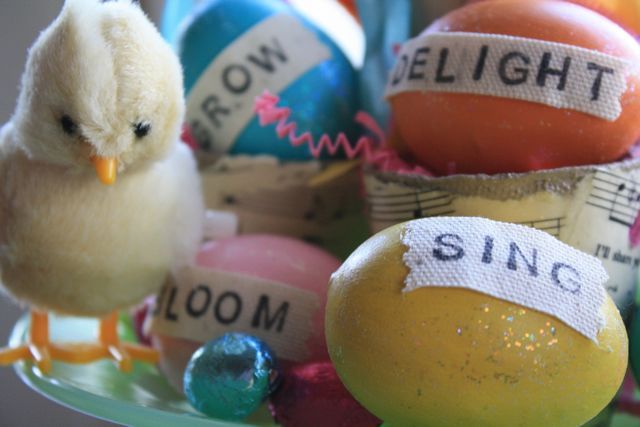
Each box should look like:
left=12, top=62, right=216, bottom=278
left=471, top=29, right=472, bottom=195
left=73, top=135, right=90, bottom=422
left=325, top=222, right=628, bottom=427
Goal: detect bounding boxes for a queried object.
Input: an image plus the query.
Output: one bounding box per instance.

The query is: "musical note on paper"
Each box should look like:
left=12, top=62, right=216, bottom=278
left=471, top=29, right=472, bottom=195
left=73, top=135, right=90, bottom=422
left=200, top=157, right=368, bottom=255
left=363, top=165, right=640, bottom=316
left=586, top=169, right=640, bottom=228
left=515, top=217, right=566, bottom=238
left=221, top=184, right=356, bottom=225
left=367, top=188, right=455, bottom=223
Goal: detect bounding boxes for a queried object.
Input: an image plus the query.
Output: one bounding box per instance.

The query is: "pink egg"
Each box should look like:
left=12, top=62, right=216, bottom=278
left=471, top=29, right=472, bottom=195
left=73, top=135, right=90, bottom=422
left=149, top=235, right=341, bottom=392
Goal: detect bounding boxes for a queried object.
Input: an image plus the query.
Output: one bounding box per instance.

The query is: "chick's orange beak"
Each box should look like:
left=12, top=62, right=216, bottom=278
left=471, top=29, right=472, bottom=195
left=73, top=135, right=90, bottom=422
left=91, top=156, right=117, bottom=185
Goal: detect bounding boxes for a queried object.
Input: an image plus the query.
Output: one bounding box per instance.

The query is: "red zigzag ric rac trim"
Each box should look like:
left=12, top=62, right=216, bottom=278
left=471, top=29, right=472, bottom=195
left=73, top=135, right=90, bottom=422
left=254, top=90, right=386, bottom=160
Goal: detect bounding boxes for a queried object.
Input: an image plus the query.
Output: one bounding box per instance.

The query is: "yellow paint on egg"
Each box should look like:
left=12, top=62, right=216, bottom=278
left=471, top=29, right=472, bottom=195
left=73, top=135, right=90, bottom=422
left=325, top=222, right=628, bottom=427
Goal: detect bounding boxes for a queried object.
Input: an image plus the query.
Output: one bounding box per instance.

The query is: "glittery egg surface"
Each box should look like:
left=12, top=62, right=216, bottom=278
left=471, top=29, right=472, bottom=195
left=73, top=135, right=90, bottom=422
left=179, top=0, right=357, bottom=160
left=183, top=333, right=278, bottom=420
left=325, top=223, right=628, bottom=427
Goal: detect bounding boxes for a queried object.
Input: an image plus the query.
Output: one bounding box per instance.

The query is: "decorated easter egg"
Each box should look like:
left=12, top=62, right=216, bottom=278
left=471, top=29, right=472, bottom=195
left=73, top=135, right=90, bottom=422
left=325, top=217, right=627, bottom=427
left=287, top=0, right=364, bottom=69
left=468, top=0, right=640, bottom=35
left=387, top=0, right=640, bottom=175
left=572, top=0, right=640, bottom=34
left=149, top=234, right=341, bottom=391
left=179, top=0, right=358, bottom=160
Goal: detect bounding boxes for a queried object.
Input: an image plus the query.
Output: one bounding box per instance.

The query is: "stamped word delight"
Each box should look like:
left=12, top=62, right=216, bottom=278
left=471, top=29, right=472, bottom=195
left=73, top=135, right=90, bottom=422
left=385, top=32, right=630, bottom=121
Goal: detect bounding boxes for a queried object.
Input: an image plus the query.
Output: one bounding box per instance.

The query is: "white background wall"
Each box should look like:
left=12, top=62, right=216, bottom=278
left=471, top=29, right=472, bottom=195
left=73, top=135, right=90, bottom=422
left=0, top=1, right=162, bottom=425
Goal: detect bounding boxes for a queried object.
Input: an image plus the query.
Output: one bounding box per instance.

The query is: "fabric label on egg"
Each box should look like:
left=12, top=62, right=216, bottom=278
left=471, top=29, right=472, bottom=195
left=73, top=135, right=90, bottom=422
left=148, top=266, right=320, bottom=362
left=401, top=217, right=608, bottom=342
left=364, top=160, right=640, bottom=316
left=385, top=32, right=629, bottom=121
left=186, top=13, right=331, bottom=153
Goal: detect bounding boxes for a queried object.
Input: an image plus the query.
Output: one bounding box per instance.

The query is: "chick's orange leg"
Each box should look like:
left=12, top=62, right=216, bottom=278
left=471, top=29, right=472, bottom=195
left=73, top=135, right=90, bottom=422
left=0, top=312, right=157, bottom=374
left=98, top=312, right=158, bottom=373
left=0, top=345, right=30, bottom=367
left=0, top=311, right=106, bottom=374
left=28, top=311, right=52, bottom=373
left=0, top=311, right=52, bottom=372
left=30, top=312, right=109, bottom=369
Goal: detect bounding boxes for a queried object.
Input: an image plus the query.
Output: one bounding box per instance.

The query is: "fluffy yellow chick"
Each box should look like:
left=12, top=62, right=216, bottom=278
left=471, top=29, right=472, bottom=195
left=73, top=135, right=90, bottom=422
left=0, top=0, right=204, bottom=373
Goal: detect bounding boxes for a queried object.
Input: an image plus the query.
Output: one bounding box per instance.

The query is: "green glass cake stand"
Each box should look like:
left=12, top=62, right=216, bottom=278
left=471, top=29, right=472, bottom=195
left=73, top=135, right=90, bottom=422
left=8, top=314, right=276, bottom=427
left=7, top=314, right=639, bottom=427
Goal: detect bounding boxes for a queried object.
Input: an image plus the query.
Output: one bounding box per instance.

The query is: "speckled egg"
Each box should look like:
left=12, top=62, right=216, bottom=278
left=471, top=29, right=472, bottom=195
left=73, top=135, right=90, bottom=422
left=325, top=222, right=628, bottom=427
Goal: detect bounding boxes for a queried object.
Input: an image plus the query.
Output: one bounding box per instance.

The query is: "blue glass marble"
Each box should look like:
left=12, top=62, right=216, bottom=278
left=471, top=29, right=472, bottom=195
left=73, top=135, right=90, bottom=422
left=177, top=0, right=358, bottom=160
left=183, top=333, right=279, bottom=420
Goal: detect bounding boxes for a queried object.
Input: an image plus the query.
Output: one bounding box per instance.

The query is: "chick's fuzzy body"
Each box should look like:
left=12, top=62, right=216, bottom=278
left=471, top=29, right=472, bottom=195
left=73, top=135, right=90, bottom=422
left=0, top=128, right=203, bottom=316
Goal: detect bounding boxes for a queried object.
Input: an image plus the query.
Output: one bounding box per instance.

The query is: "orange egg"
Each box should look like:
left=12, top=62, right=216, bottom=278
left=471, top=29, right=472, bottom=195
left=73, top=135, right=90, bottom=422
left=468, top=0, right=640, bottom=35
left=390, top=0, right=640, bottom=175
left=567, top=0, right=640, bottom=34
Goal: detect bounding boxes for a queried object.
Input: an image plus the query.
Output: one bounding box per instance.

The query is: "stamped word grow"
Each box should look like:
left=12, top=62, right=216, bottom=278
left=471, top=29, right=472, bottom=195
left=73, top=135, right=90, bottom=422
left=187, top=13, right=330, bottom=153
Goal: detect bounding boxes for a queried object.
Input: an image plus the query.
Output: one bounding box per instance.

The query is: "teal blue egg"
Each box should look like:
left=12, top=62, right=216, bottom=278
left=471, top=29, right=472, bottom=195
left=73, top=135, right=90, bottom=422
left=178, top=0, right=358, bottom=160
left=183, top=333, right=279, bottom=420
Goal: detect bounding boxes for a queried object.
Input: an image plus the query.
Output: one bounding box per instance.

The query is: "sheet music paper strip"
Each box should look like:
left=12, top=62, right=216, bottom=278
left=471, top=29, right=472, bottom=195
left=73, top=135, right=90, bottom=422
left=364, top=159, right=640, bottom=315
left=200, top=156, right=366, bottom=252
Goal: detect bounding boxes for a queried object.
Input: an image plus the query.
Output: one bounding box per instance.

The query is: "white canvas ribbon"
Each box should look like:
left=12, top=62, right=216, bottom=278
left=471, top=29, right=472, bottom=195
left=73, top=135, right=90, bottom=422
left=187, top=14, right=331, bottom=152
left=385, top=32, right=629, bottom=121
left=402, top=217, right=608, bottom=342
left=149, top=266, right=320, bottom=361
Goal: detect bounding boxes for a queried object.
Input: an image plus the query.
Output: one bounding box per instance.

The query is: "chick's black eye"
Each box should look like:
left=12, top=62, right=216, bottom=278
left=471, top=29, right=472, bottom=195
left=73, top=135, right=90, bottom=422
left=133, top=122, right=151, bottom=139
left=60, top=115, right=78, bottom=136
